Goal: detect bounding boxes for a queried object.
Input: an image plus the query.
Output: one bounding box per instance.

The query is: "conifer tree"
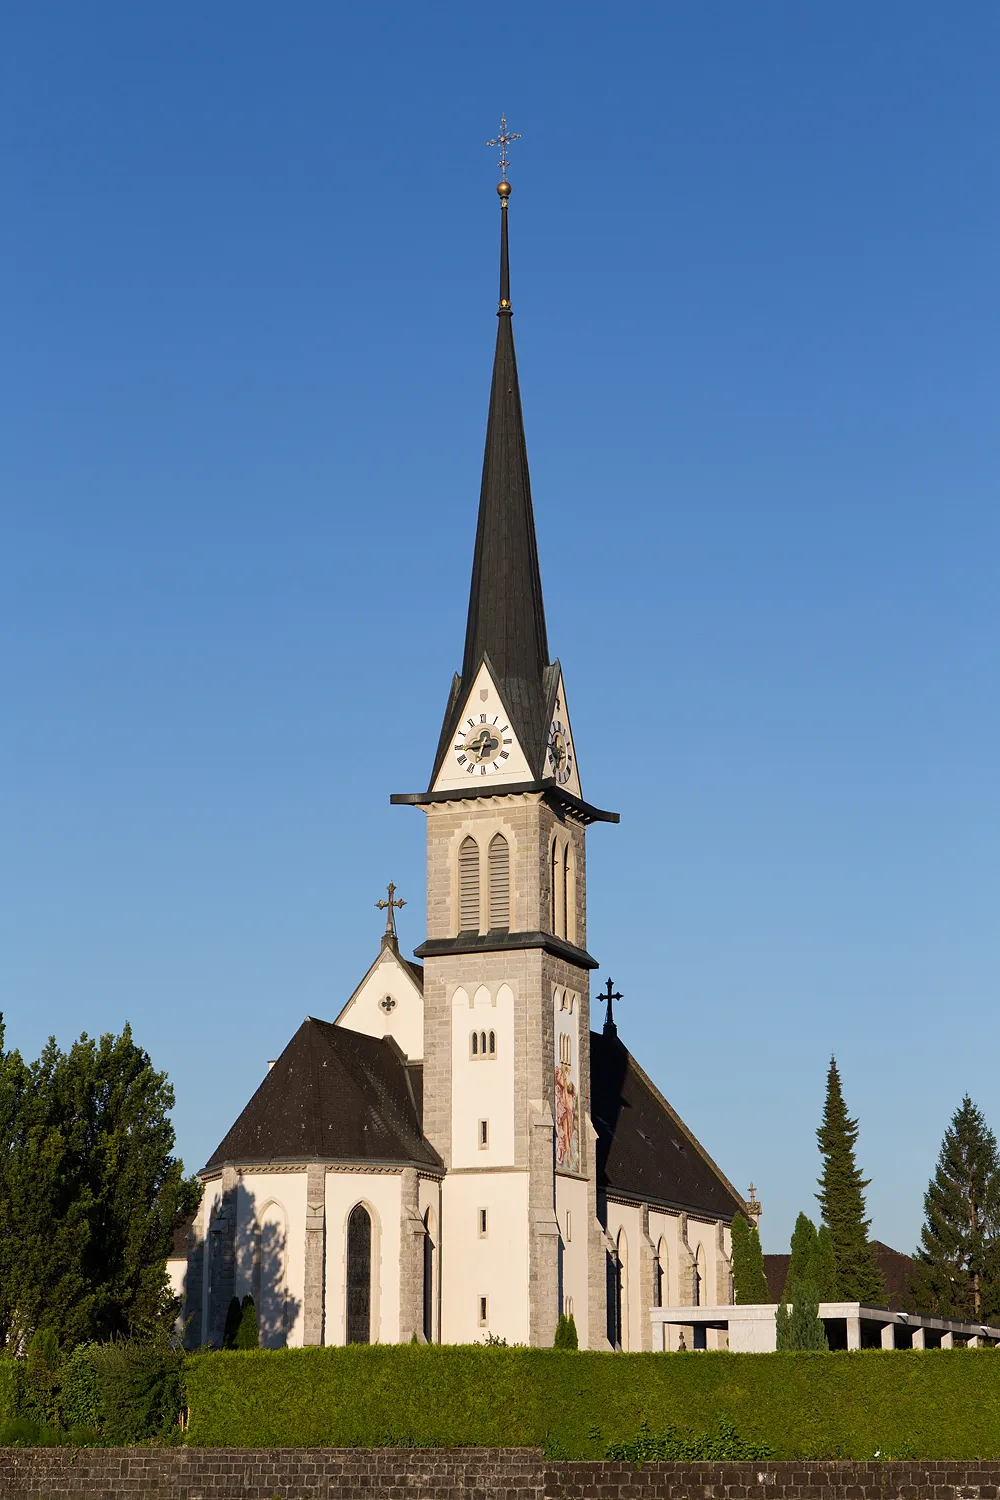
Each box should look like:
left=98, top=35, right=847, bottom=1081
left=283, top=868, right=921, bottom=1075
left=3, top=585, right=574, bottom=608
left=235, top=1295, right=259, bottom=1349
left=815, top=1058, right=884, bottom=1304
left=910, top=1097, right=1000, bottom=1320
left=553, top=1312, right=579, bottom=1349
left=775, top=1297, right=791, bottom=1349
left=223, top=1296, right=242, bottom=1350
left=785, top=1287, right=829, bottom=1351
left=811, top=1225, right=838, bottom=1301
left=782, top=1213, right=818, bottom=1300
left=731, top=1213, right=769, bottom=1304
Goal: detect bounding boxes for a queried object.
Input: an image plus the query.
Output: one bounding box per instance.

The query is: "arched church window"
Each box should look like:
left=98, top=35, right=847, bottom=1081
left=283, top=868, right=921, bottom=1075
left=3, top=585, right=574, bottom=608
left=488, top=1030, right=496, bottom=1056
left=488, top=834, right=510, bottom=930
left=422, top=1209, right=435, bottom=1343
left=654, top=1237, right=667, bottom=1308
left=346, top=1204, right=372, bottom=1345
left=471, top=1032, right=478, bottom=1056
left=692, top=1245, right=704, bottom=1308
left=480, top=1030, right=488, bottom=1054
left=459, top=837, right=480, bottom=932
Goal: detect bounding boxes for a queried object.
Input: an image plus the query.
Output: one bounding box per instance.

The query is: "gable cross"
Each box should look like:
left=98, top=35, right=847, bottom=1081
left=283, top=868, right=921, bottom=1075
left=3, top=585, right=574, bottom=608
left=376, top=881, right=406, bottom=941
left=599, top=976, right=623, bottom=1037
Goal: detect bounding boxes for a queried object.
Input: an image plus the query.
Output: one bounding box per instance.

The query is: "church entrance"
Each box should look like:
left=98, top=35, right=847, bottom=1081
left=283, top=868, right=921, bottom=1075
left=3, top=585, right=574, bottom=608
left=346, top=1204, right=372, bottom=1344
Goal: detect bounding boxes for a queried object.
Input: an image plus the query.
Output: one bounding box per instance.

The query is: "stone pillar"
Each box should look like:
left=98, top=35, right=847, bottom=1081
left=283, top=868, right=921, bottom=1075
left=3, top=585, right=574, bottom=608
left=528, top=1099, right=559, bottom=1348
left=675, top=1213, right=696, bottom=1353
left=637, top=1205, right=657, bottom=1351
left=911, top=1325, right=926, bottom=1349
left=940, top=1330, right=954, bottom=1349
left=302, top=1163, right=326, bottom=1346
left=399, top=1168, right=428, bottom=1344
left=846, top=1315, right=861, bottom=1350
left=968, top=1334, right=981, bottom=1348
left=714, top=1220, right=733, bottom=1305
left=880, top=1321, right=895, bottom=1349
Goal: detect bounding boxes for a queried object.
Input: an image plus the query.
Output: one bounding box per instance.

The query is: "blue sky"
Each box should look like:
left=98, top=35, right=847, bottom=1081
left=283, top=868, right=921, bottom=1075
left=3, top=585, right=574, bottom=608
left=2, top=3, right=997, bottom=1256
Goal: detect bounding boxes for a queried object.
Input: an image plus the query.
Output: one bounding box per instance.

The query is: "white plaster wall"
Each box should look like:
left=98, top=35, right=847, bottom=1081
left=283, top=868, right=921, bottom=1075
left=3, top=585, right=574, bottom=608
left=555, top=1175, right=590, bottom=1347
left=419, top=1176, right=443, bottom=1342
left=324, top=1171, right=403, bottom=1346
left=432, top=663, right=533, bottom=792
left=451, top=982, right=515, bottom=1167
left=234, top=1171, right=308, bottom=1348
left=335, top=947, right=424, bottom=1060
left=440, top=1170, right=529, bottom=1346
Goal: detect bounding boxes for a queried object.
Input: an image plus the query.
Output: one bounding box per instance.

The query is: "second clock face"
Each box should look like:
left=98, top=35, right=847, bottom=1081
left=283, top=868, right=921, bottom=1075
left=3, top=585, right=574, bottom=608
left=547, top=719, right=573, bottom=785
left=454, top=715, right=513, bottom=776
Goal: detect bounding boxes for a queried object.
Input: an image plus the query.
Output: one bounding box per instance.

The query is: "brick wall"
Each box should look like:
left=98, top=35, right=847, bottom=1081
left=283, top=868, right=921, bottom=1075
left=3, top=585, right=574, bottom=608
left=1, top=1449, right=999, bottom=1500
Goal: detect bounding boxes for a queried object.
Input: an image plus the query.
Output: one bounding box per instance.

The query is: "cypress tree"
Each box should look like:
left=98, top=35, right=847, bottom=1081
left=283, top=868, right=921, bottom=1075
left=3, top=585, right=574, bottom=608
left=553, top=1313, right=579, bottom=1349
left=815, top=1058, right=884, bottom=1304
left=235, top=1295, right=259, bottom=1349
left=782, top=1213, right=818, bottom=1301
left=774, top=1297, right=790, bottom=1349
left=811, top=1225, right=839, bottom=1301
left=786, top=1286, right=829, bottom=1351
left=731, top=1213, right=769, bottom=1304
left=910, top=1096, right=1000, bottom=1320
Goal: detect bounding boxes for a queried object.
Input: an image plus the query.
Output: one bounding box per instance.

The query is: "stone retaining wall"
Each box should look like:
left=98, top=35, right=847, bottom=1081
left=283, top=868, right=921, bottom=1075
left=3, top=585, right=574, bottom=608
left=0, top=1448, right=998, bottom=1500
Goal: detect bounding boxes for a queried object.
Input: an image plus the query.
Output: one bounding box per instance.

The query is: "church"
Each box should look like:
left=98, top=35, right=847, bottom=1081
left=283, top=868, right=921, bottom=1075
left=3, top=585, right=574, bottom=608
left=176, top=148, right=750, bottom=1353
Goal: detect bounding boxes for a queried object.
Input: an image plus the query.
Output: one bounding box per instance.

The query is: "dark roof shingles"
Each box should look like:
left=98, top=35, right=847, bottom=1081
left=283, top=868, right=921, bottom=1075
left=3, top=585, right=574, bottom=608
left=203, top=1018, right=441, bottom=1171
left=590, top=1030, right=745, bottom=1222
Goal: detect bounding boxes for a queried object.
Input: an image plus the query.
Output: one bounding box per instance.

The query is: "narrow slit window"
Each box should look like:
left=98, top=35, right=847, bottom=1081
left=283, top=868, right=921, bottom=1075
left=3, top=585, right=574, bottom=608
left=488, top=834, right=510, bottom=930
left=566, top=1209, right=572, bottom=1244
left=459, top=836, right=480, bottom=932
left=478, top=1208, right=488, bottom=1238
left=478, top=1119, right=489, bottom=1149
left=478, top=1296, right=488, bottom=1327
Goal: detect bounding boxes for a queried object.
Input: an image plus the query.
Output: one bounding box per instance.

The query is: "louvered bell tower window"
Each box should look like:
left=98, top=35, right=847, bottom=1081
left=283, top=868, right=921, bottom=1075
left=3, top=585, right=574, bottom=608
left=488, top=834, right=510, bottom=930
left=459, top=836, right=480, bottom=932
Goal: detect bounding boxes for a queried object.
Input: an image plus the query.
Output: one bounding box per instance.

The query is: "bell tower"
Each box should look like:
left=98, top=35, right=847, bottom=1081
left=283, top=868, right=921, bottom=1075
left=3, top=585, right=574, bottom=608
left=391, top=128, right=618, bottom=1347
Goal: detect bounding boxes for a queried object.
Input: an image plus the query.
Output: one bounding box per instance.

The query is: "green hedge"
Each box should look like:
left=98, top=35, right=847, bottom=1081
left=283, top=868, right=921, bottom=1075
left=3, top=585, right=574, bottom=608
left=0, top=1357, right=22, bottom=1428
left=184, top=1345, right=1000, bottom=1459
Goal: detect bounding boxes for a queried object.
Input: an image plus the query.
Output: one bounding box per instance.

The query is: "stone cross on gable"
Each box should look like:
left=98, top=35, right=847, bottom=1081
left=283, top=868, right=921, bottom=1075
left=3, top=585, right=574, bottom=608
left=599, top=976, right=623, bottom=1038
left=376, top=881, right=406, bottom=944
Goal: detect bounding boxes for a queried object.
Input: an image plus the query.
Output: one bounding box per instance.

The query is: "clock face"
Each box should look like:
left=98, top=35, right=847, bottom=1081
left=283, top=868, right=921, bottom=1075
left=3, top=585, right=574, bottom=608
left=454, top=715, right=513, bottom=776
left=547, top=719, right=573, bottom=785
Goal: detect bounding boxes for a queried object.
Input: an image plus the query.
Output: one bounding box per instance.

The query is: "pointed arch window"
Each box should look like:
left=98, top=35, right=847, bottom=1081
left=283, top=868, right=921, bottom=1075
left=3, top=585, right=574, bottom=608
left=459, top=836, right=480, bottom=932
left=564, top=842, right=576, bottom=945
left=346, top=1204, right=372, bottom=1344
left=488, top=834, right=510, bottom=930
left=422, top=1209, right=435, bottom=1343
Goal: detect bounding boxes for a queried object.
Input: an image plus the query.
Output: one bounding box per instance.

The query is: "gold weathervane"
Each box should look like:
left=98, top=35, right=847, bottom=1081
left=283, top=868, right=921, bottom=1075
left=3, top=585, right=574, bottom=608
left=487, top=115, right=520, bottom=186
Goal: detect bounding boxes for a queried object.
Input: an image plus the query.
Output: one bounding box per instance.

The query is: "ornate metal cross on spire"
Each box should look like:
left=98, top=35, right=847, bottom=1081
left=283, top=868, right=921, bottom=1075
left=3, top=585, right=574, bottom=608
left=599, top=976, right=623, bottom=1038
left=376, top=881, right=406, bottom=944
left=487, top=115, right=520, bottom=183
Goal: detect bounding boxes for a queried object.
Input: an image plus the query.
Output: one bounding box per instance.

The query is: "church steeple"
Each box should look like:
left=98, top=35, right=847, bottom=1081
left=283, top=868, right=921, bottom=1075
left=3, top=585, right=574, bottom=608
left=429, top=166, right=555, bottom=788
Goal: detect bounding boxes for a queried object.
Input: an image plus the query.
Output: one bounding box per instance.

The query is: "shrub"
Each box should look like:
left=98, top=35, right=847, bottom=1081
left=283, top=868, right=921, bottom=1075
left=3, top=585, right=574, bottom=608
left=184, top=1345, right=1000, bottom=1459
left=235, top=1296, right=259, bottom=1350
left=605, top=1417, right=774, bottom=1463
left=24, top=1329, right=61, bottom=1424
left=0, top=1356, right=23, bottom=1427
left=86, top=1341, right=185, bottom=1444
left=553, top=1314, right=578, bottom=1350
left=60, top=1344, right=103, bottom=1429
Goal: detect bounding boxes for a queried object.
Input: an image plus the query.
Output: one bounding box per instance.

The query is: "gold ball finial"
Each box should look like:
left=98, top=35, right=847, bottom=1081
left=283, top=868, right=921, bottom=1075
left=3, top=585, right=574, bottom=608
left=497, top=180, right=511, bottom=199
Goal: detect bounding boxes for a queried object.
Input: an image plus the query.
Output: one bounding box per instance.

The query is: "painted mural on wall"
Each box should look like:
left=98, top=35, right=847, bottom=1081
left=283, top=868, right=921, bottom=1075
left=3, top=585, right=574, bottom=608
left=555, top=1055, right=580, bottom=1171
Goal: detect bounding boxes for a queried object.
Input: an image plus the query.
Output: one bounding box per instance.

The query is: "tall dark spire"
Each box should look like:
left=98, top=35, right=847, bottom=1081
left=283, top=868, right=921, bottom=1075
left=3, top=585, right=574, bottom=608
left=455, top=176, right=551, bottom=769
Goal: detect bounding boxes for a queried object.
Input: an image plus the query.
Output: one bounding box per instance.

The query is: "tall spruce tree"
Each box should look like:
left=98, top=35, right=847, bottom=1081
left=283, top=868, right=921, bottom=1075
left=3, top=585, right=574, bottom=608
left=731, top=1213, right=769, bottom=1303
left=910, top=1096, right=1000, bottom=1320
left=815, top=1058, right=884, bottom=1304
left=0, top=1015, right=199, bottom=1350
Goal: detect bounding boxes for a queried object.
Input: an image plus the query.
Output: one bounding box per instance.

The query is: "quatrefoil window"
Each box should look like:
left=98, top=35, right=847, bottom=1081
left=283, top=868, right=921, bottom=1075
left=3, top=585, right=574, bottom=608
left=379, top=995, right=397, bottom=1014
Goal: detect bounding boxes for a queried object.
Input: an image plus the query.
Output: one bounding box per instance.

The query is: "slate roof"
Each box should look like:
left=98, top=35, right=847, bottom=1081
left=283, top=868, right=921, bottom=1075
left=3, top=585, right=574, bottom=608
left=764, top=1241, right=918, bottom=1311
left=202, top=1018, right=441, bottom=1172
left=590, top=1028, right=747, bottom=1222
left=430, top=194, right=553, bottom=786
